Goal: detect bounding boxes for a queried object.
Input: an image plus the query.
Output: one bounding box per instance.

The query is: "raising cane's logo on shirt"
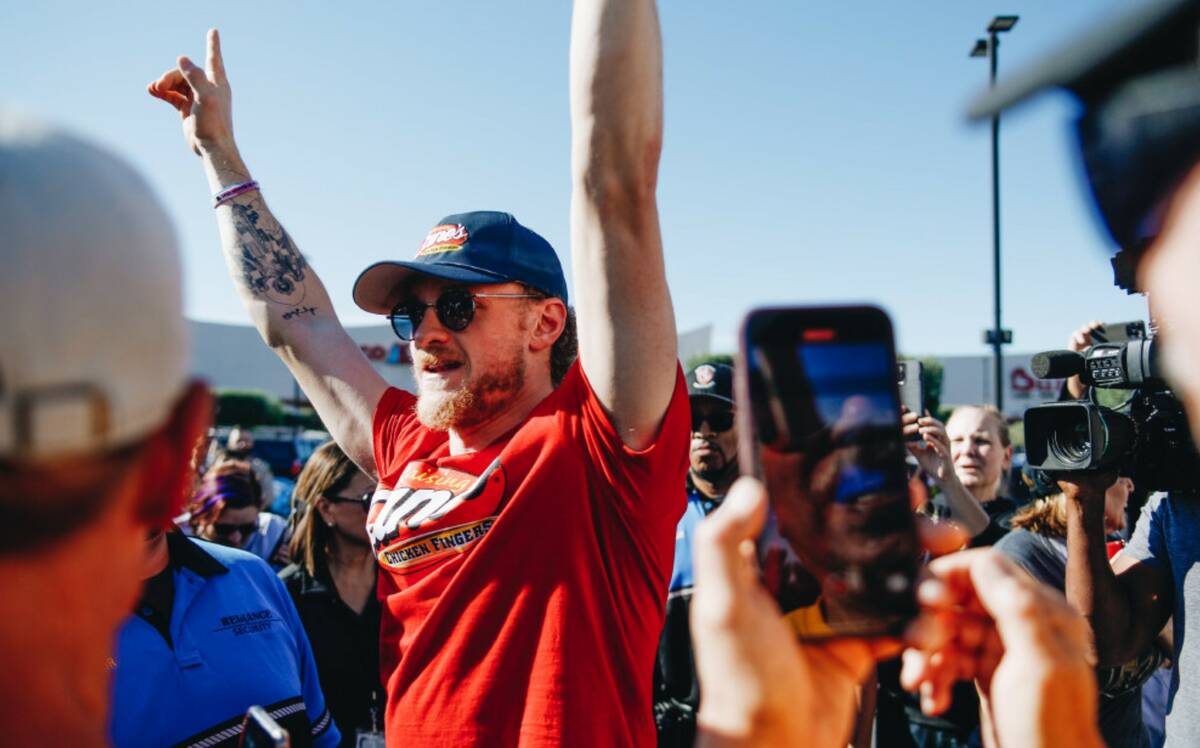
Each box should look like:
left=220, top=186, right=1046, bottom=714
left=367, top=458, right=507, bottom=574
left=416, top=223, right=469, bottom=257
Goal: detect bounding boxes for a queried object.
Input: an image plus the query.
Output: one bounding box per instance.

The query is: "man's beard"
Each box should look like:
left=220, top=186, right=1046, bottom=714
left=416, top=348, right=526, bottom=432
left=691, top=461, right=734, bottom=484
left=690, top=443, right=733, bottom=484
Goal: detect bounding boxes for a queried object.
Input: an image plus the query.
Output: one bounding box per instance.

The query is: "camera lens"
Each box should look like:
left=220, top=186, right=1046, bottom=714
left=1048, top=421, right=1093, bottom=466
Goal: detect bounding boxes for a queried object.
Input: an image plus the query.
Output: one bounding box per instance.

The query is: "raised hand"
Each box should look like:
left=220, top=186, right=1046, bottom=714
left=1068, top=320, right=1104, bottom=353
left=1065, top=320, right=1103, bottom=399
left=147, top=29, right=235, bottom=158
left=903, top=409, right=953, bottom=485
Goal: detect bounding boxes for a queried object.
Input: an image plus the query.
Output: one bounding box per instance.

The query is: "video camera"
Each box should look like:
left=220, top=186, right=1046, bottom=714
left=1023, top=325, right=1200, bottom=491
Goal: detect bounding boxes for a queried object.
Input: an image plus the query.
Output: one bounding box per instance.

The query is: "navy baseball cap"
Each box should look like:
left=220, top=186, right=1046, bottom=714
left=353, top=210, right=569, bottom=314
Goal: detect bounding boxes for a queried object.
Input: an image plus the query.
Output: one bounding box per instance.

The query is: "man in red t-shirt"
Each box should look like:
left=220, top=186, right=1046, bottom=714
left=150, top=2, right=685, bottom=745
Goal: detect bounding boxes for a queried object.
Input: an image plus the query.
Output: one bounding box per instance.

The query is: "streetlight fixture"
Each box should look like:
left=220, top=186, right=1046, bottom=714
left=988, top=15, right=1019, bottom=32
left=970, top=15, right=1018, bottom=412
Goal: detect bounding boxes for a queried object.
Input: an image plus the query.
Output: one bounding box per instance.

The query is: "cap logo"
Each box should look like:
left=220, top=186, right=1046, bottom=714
left=417, top=224, right=469, bottom=257
left=694, top=364, right=716, bottom=388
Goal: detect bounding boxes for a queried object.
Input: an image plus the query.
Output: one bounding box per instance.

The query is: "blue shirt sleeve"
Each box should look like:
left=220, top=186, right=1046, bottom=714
left=1125, top=492, right=1171, bottom=575
left=268, top=571, right=341, bottom=747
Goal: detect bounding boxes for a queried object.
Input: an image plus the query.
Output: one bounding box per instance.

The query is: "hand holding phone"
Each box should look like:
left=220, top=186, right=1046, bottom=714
left=737, top=306, right=920, bottom=638
left=240, top=706, right=290, bottom=748
left=897, top=361, right=925, bottom=440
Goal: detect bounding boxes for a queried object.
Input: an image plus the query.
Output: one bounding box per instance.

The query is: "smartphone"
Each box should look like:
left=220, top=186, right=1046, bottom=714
left=1090, top=320, right=1146, bottom=344
left=241, top=706, right=290, bottom=748
left=736, top=305, right=920, bottom=638
left=896, top=360, right=924, bottom=437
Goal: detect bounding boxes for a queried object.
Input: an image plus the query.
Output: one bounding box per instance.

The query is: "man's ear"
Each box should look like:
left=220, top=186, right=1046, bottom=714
left=134, top=382, right=214, bottom=525
left=529, top=299, right=567, bottom=354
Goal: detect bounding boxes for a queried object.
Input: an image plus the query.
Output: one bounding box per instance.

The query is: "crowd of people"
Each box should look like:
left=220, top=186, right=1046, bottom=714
left=4, top=0, right=1200, bottom=746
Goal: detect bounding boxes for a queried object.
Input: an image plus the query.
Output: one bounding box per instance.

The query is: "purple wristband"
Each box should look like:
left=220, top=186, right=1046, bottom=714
left=213, top=180, right=260, bottom=208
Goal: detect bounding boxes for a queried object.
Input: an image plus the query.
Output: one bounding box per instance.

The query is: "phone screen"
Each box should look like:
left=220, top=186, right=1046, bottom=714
left=741, top=307, right=919, bottom=638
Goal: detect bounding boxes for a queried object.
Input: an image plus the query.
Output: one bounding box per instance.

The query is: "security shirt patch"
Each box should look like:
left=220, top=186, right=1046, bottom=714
left=212, top=609, right=282, bottom=637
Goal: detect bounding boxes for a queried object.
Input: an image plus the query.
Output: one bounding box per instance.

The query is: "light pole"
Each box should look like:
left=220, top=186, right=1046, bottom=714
left=971, top=15, right=1017, bottom=412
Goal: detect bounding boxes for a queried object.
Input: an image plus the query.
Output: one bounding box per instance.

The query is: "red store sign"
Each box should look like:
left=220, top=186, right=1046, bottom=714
left=1010, top=367, right=1062, bottom=399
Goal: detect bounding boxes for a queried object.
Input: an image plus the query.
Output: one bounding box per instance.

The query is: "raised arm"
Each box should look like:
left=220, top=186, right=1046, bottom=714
left=903, top=410, right=990, bottom=537
left=1062, top=476, right=1173, bottom=666
left=148, top=30, right=387, bottom=477
left=570, top=0, right=678, bottom=450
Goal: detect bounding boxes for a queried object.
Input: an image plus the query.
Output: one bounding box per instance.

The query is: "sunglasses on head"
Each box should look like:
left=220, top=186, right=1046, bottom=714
left=212, top=521, right=257, bottom=538
left=388, top=286, right=542, bottom=341
left=691, top=410, right=735, bottom=433
left=323, top=491, right=373, bottom=511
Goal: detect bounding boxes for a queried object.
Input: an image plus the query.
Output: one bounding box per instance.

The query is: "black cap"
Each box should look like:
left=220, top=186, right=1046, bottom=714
left=687, top=363, right=734, bottom=406
left=967, top=0, right=1200, bottom=120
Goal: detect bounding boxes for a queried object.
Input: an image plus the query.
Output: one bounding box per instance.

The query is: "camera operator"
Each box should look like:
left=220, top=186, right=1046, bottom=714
left=995, top=478, right=1163, bottom=748
left=964, top=1, right=1200, bottom=745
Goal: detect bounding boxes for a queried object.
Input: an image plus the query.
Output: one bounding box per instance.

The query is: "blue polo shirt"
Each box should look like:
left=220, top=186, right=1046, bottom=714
left=668, top=489, right=719, bottom=594
left=655, top=485, right=720, bottom=707
left=109, top=534, right=339, bottom=748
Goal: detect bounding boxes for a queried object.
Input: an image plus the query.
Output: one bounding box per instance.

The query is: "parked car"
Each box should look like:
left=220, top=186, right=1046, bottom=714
left=250, top=428, right=331, bottom=479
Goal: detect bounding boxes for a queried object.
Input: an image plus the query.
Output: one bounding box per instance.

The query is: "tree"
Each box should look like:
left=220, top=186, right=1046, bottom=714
left=213, top=389, right=285, bottom=428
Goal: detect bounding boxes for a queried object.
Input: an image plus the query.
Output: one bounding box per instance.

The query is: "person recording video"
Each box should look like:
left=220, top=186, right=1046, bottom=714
left=995, top=478, right=1164, bottom=748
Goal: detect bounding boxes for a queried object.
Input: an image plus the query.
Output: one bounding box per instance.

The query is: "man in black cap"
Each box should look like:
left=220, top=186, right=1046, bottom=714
left=149, top=3, right=688, bottom=745
left=654, top=362, right=739, bottom=747
left=968, top=2, right=1200, bottom=746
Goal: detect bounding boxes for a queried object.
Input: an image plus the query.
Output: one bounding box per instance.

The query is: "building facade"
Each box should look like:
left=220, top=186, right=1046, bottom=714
left=190, top=321, right=714, bottom=403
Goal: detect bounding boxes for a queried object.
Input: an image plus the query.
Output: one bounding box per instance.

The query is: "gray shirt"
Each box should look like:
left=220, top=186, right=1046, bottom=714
left=996, top=529, right=1151, bottom=748
left=1126, top=492, right=1200, bottom=748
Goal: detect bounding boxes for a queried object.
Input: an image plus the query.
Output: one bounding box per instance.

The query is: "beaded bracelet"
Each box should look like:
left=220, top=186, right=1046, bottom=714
left=213, top=180, right=260, bottom=208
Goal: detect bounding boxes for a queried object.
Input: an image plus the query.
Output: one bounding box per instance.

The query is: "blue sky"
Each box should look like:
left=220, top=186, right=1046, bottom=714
left=5, top=0, right=1150, bottom=356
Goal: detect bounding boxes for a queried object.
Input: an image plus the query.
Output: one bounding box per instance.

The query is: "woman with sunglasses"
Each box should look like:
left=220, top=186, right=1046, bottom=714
left=280, top=441, right=384, bottom=748
left=184, top=459, right=292, bottom=569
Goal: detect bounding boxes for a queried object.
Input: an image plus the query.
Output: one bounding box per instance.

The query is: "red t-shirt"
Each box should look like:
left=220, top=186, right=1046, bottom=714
left=367, top=362, right=688, bottom=746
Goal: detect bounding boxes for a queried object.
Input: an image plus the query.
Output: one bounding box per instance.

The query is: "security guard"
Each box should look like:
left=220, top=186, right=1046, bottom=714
left=109, top=531, right=339, bottom=747
left=653, top=363, right=739, bottom=747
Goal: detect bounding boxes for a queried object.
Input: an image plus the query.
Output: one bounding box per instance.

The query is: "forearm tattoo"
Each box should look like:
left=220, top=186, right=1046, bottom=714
left=229, top=201, right=309, bottom=306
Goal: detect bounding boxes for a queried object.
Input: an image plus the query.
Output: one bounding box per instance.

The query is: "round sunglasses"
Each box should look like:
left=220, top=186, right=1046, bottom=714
left=388, top=287, right=541, bottom=341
